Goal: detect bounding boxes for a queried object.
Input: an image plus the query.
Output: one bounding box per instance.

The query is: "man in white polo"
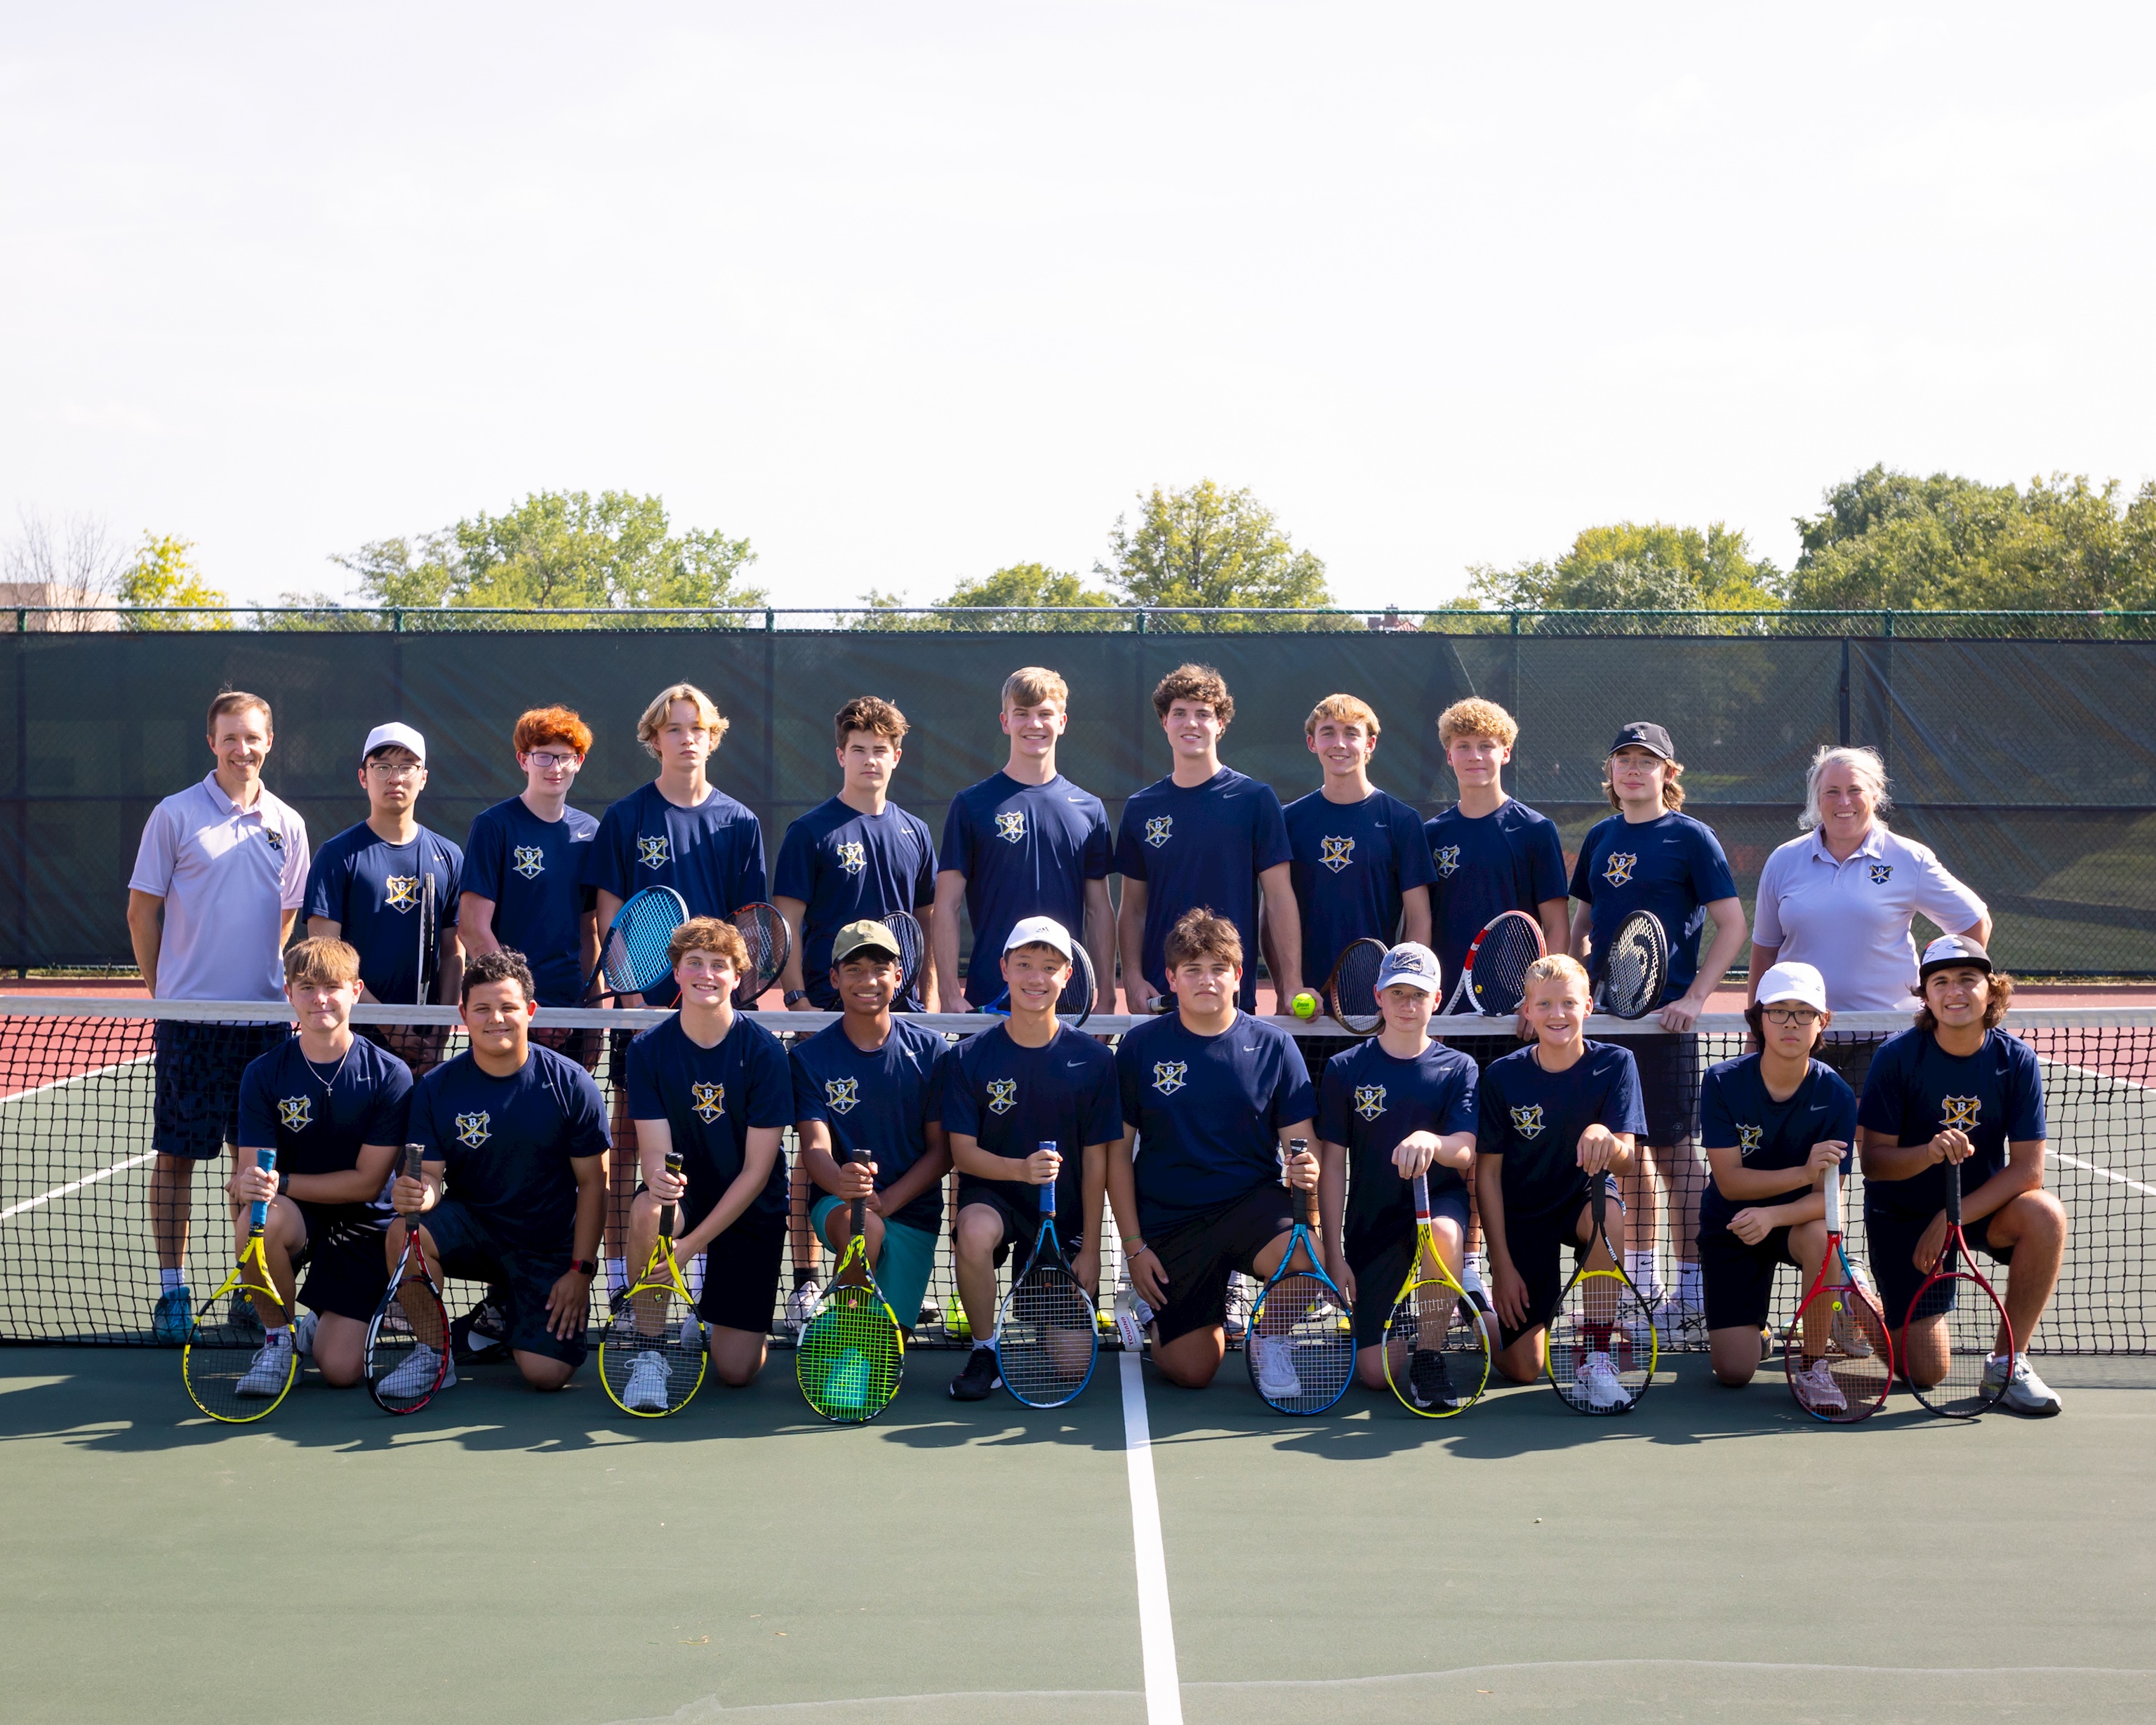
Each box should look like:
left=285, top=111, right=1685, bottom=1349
left=127, top=690, right=311, bottom=1343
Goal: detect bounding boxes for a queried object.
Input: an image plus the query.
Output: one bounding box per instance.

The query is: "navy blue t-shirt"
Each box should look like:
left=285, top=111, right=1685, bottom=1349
left=1423, top=799, right=1568, bottom=994
left=1569, top=811, right=1739, bottom=1004
left=305, top=822, right=463, bottom=1006
left=1478, top=1041, right=1646, bottom=1228
left=1697, top=1054, right=1858, bottom=1233
left=1114, top=769, right=1292, bottom=1012
left=409, top=1044, right=609, bottom=1252
left=237, top=1037, right=413, bottom=1222
left=774, top=797, right=938, bottom=1011
left=1857, top=1027, right=2047, bottom=1221
left=1317, top=1037, right=1478, bottom=1251
left=789, top=1018, right=950, bottom=1234
left=625, top=1013, right=794, bottom=1228
left=939, top=773, right=1113, bottom=1008
left=1284, top=788, right=1439, bottom=985
left=585, top=783, right=766, bottom=1007
left=944, top=1022, right=1122, bottom=1230
left=461, top=797, right=599, bottom=1008
left=1115, top=1012, right=1315, bottom=1236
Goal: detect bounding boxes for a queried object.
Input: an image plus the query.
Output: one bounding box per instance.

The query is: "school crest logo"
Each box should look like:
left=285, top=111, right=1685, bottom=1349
left=1510, top=1104, right=1546, bottom=1140
left=1144, top=816, right=1173, bottom=848
left=383, top=875, right=420, bottom=912
left=1602, top=853, right=1638, bottom=888
left=637, top=834, right=671, bottom=870
left=995, top=811, right=1027, bottom=844
left=263, top=828, right=285, bottom=854
left=1319, top=837, right=1355, bottom=874
left=835, top=841, right=867, bottom=876
left=1354, top=1084, right=1386, bottom=1121
left=1868, top=863, right=1894, bottom=885
left=277, top=1096, right=312, bottom=1133
left=1152, top=1061, right=1187, bottom=1095
left=1941, top=1096, right=1981, bottom=1131
left=691, top=1082, right=725, bottom=1124
left=454, top=1112, right=491, bottom=1149
left=987, top=1079, right=1018, bottom=1114
left=1738, top=1124, right=1764, bottom=1157
left=825, top=1078, right=860, bottom=1115
left=512, top=846, right=545, bottom=880
left=1435, top=845, right=1461, bottom=877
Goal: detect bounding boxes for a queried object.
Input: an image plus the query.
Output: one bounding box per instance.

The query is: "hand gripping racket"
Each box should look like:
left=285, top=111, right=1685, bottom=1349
left=881, top=910, right=927, bottom=1005
left=601, top=1148, right=708, bottom=1417
left=1324, top=938, right=1388, bottom=1036
left=797, top=1148, right=905, bottom=1423
left=1382, top=1172, right=1491, bottom=1418
left=1595, top=910, right=1668, bottom=1021
left=582, top=885, right=689, bottom=1003
left=982, top=941, right=1096, bottom=1029
left=1784, top=1161, right=1892, bottom=1423
left=995, top=1142, right=1099, bottom=1406
left=730, top=902, right=790, bottom=1009
left=1439, top=910, right=1545, bottom=1018
left=1246, top=1138, right=1355, bottom=1414
left=1901, top=1158, right=2013, bottom=1419
left=183, top=1147, right=298, bottom=1423
left=366, top=1145, right=450, bottom=1414
left=1546, top=1176, right=1657, bottom=1415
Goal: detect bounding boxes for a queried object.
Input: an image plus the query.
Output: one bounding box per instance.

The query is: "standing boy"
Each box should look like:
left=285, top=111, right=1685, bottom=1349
left=461, top=706, right=600, bottom=1014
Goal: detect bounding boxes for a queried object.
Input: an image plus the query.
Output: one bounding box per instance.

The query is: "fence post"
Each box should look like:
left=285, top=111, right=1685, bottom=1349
left=764, top=608, right=775, bottom=633
left=392, top=610, right=405, bottom=634
left=1509, top=611, right=1521, bottom=636
left=1135, top=610, right=1148, bottom=634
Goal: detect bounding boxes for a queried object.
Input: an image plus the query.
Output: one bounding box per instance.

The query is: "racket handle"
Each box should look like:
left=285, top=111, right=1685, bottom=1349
left=1590, top=1171, right=1608, bottom=1240
left=848, top=1146, right=870, bottom=1239
left=1945, top=1154, right=1962, bottom=1226
left=1039, top=1142, right=1058, bottom=1216
left=1411, top=1171, right=1432, bottom=1224
left=1823, top=1161, right=1841, bottom=1235
left=662, top=1147, right=684, bottom=1242
left=1287, top=1137, right=1318, bottom=1228
left=251, top=1147, right=276, bottom=1234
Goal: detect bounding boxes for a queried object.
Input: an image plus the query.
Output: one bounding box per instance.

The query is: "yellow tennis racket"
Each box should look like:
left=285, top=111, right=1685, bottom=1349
left=1382, top=1171, right=1491, bottom=1417
left=600, top=1149, right=708, bottom=1417
left=797, top=1150, right=905, bottom=1423
left=182, top=1147, right=298, bottom=1423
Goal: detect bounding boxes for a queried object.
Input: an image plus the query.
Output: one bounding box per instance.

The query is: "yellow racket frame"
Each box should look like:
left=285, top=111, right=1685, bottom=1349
left=599, top=1230, right=707, bottom=1419
left=1382, top=1181, right=1491, bottom=1418
left=182, top=1230, right=298, bottom=1423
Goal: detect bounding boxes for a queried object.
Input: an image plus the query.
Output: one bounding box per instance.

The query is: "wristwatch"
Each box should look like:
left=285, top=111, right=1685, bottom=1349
left=571, top=1258, right=597, bottom=1277
left=783, top=990, right=809, bottom=1005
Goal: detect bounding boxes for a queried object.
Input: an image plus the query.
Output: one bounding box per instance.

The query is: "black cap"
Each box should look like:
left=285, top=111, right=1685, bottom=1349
left=1919, top=933, right=1994, bottom=980
left=1609, top=721, right=1675, bottom=761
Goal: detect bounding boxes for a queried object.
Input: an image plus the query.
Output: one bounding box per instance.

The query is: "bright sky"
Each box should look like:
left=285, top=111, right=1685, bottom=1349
left=4, top=4, right=2153, bottom=612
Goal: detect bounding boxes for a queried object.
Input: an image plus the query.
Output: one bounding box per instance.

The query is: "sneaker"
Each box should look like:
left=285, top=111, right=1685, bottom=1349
left=1830, top=1302, right=1875, bottom=1359
left=608, top=1285, right=632, bottom=1317
left=1793, top=1357, right=1848, bottom=1413
left=943, top=1304, right=974, bottom=1344
left=1576, top=1350, right=1632, bottom=1412
left=451, top=1292, right=509, bottom=1361
left=784, top=1278, right=821, bottom=1342
left=917, top=1299, right=943, bottom=1334
left=1114, top=1288, right=1153, bottom=1354
left=679, top=1312, right=706, bottom=1352
left=380, top=1343, right=453, bottom=1401
left=1406, top=1347, right=1458, bottom=1412
left=152, top=1286, right=194, bottom=1346
left=236, top=1337, right=292, bottom=1397
left=1984, top=1354, right=2063, bottom=1418
left=1225, top=1274, right=1253, bottom=1342
left=1653, top=1298, right=1706, bottom=1348
left=948, top=1344, right=1002, bottom=1401
left=293, top=1312, right=318, bottom=1359
left=228, top=1288, right=265, bottom=1338
left=623, top=1350, right=672, bottom=1413
left=1251, top=1334, right=1303, bottom=1403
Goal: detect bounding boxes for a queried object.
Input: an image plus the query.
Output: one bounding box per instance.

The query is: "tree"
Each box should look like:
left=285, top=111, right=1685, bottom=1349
left=1, top=509, right=129, bottom=630
left=851, top=562, right=1121, bottom=631
left=119, top=533, right=232, bottom=630
left=1096, top=480, right=1338, bottom=626
left=1465, top=521, right=1784, bottom=615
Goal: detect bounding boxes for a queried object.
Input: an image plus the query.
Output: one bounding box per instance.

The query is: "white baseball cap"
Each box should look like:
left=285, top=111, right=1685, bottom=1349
left=1375, top=941, right=1442, bottom=996
left=362, top=721, right=427, bottom=764
left=1755, top=961, right=1828, bottom=1013
left=1004, top=915, right=1074, bottom=960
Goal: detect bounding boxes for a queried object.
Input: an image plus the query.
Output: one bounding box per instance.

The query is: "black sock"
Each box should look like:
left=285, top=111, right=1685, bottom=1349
left=792, top=1266, right=815, bottom=1289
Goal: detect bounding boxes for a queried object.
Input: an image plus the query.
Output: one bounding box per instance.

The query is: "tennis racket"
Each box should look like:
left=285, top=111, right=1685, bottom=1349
left=982, top=940, right=1096, bottom=1029
left=797, top=1148, right=905, bottom=1423
left=995, top=1143, right=1098, bottom=1407
left=1246, top=1138, right=1355, bottom=1415
left=882, top=910, right=926, bottom=1004
left=600, top=1149, right=708, bottom=1417
left=730, top=902, right=789, bottom=1008
left=1439, top=910, right=1545, bottom=1018
left=1324, top=938, right=1388, bottom=1036
left=1382, top=1172, right=1491, bottom=1418
left=1595, top=909, right=1668, bottom=1020
left=582, top=885, right=689, bottom=1003
left=1546, top=1176, right=1657, bottom=1415
left=366, top=1144, right=449, bottom=1414
left=182, top=1147, right=298, bottom=1423
left=417, top=854, right=435, bottom=1006
left=1784, top=1161, right=1891, bottom=1423
left=1901, top=1159, right=2012, bottom=1419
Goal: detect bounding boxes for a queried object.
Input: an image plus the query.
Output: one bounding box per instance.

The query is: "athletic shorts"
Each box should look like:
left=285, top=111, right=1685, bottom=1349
left=1145, top=1183, right=1298, bottom=1347
left=1613, top=1032, right=1699, bottom=1148
left=415, top=1199, right=587, bottom=1366
left=1696, top=1222, right=1802, bottom=1333
left=1494, top=1175, right=1621, bottom=1351
left=957, top=1185, right=1085, bottom=1270
left=154, top=1020, right=291, bottom=1161
left=808, top=1193, right=939, bottom=1335
left=1345, top=1186, right=1471, bottom=1350
left=641, top=1183, right=788, bottom=1335
left=292, top=1200, right=390, bottom=1324
left=529, top=1021, right=603, bottom=1073
left=1865, top=1204, right=2014, bottom=1333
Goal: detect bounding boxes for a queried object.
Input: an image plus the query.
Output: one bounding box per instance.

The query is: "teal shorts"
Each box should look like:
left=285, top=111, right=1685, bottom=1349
left=809, top=1193, right=938, bottom=1335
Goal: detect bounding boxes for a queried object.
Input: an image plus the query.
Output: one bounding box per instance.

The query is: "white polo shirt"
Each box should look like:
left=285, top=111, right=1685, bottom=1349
left=1752, top=823, right=1985, bottom=1012
left=129, top=773, right=311, bottom=1001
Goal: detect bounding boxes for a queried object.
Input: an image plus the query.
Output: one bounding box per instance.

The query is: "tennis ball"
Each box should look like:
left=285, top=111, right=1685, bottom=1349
left=1291, top=990, right=1319, bottom=1020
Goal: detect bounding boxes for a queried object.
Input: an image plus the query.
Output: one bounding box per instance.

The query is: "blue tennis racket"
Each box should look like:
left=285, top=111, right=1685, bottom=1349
left=995, top=1143, right=1098, bottom=1407
left=583, top=886, right=689, bottom=1002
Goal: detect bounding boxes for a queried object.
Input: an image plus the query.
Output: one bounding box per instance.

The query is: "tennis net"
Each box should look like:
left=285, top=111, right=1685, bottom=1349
left=1, top=998, right=2149, bottom=1353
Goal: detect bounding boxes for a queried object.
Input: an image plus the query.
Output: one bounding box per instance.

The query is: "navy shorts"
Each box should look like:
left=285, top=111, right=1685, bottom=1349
left=956, top=1184, right=1084, bottom=1270
left=416, top=1199, right=588, bottom=1366
left=672, top=1197, right=786, bottom=1336
left=154, top=1020, right=291, bottom=1160
left=1147, top=1183, right=1298, bottom=1346
left=1866, top=1204, right=2014, bottom=1332
left=1345, top=1187, right=1472, bottom=1350
left=1696, top=1222, right=1801, bottom=1333
left=1613, top=1032, right=1699, bottom=1148
left=1494, top=1175, right=1621, bottom=1351
left=293, top=1201, right=391, bottom=1323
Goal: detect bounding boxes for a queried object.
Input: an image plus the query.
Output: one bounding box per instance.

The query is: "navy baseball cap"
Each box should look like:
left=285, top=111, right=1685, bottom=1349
left=1609, top=721, right=1675, bottom=761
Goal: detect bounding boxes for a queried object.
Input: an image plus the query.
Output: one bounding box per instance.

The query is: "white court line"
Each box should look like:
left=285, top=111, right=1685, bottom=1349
left=0, top=1150, right=157, bottom=1222
left=0, top=1050, right=154, bottom=1107
left=2055, top=1152, right=2156, bottom=1200
left=1119, top=1352, right=1183, bottom=1725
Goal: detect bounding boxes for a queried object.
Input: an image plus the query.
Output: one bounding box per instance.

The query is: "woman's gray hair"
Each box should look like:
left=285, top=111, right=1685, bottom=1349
left=1799, top=745, right=1892, bottom=831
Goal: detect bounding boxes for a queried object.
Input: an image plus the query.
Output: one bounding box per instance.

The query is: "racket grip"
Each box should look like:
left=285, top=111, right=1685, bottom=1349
left=1039, top=1142, right=1057, bottom=1216
left=848, top=1146, right=870, bottom=1238
left=251, top=1146, right=276, bottom=1233
left=1945, top=1155, right=1962, bottom=1225
left=661, top=1148, right=684, bottom=1241
left=1287, top=1137, right=1318, bottom=1227
left=1412, top=1171, right=1431, bottom=1222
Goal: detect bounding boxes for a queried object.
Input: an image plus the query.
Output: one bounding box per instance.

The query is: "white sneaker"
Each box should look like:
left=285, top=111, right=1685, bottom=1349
left=1113, top=1287, right=1153, bottom=1353
left=624, top=1350, right=672, bottom=1413
left=1830, top=1303, right=1874, bottom=1358
left=1985, top=1353, right=2063, bottom=1417
left=237, top=1337, right=292, bottom=1397
left=784, top=1279, right=821, bottom=1340
left=1225, top=1272, right=1254, bottom=1341
left=1251, top=1334, right=1303, bottom=1403
left=1576, top=1350, right=1631, bottom=1411
left=380, top=1343, right=452, bottom=1400
left=292, top=1312, right=318, bottom=1359
left=1794, top=1357, right=1848, bottom=1413
left=679, top=1312, right=705, bottom=1352
left=1654, top=1298, right=1706, bottom=1347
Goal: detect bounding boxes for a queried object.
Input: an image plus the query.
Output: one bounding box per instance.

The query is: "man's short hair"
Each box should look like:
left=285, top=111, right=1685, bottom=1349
left=1162, top=905, right=1242, bottom=970
left=1152, top=663, right=1232, bottom=726
left=1917, top=968, right=2015, bottom=1034
left=461, top=947, right=535, bottom=1004
left=1001, top=667, right=1069, bottom=710
left=208, top=690, right=272, bottom=735
left=637, top=684, right=729, bottom=758
left=284, top=936, right=360, bottom=988
left=669, top=916, right=750, bottom=974
left=1305, top=693, right=1380, bottom=740
left=835, top=695, right=909, bottom=747
left=1437, top=698, right=1518, bottom=750
left=514, top=705, right=594, bottom=757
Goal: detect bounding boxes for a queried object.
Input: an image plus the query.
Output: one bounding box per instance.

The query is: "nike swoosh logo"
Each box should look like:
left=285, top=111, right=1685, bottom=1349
left=1066, top=1060, right=1086, bottom=1067
left=1067, top=795, right=1086, bottom=801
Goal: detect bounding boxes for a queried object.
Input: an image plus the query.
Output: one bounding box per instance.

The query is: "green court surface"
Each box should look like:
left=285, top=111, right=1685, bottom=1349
left=3, top=1348, right=2152, bottom=1724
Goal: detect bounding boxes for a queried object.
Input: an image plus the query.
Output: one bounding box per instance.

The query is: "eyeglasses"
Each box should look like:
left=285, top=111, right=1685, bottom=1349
left=365, top=759, right=422, bottom=778
left=1762, top=1007, right=1821, bottom=1027
left=524, top=752, right=583, bottom=771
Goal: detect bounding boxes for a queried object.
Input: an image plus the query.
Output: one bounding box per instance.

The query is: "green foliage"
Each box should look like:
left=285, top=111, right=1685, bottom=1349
left=1096, top=480, right=1339, bottom=628
left=1788, top=466, right=2156, bottom=611
left=851, top=564, right=1121, bottom=632
left=1465, top=521, right=1784, bottom=615
left=117, top=533, right=232, bottom=630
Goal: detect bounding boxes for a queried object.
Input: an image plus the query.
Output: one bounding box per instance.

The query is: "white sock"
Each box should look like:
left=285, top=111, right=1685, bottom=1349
left=606, top=1257, right=627, bottom=1296
left=160, top=1268, right=183, bottom=1295
left=265, top=1326, right=289, bottom=1345
left=1676, top=1263, right=1702, bottom=1307
left=1465, top=1253, right=1489, bottom=1291
left=1625, top=1252, right=1661, bottom=1298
